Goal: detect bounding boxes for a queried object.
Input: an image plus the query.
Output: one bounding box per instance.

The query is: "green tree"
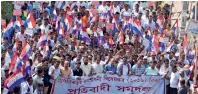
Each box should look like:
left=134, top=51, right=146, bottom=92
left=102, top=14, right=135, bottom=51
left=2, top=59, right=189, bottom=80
left=1, top=1, right=14, bottom=20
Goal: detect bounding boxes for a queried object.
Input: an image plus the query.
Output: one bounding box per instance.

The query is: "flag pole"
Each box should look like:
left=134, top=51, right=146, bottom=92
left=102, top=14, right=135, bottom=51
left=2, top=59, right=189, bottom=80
left=194, top=43, right=198, bottom=86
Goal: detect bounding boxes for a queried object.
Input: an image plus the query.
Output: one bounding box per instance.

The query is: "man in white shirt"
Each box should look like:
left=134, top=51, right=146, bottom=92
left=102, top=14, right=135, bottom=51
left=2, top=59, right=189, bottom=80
left=142, top=10, right=150, bottom=22
left=21, top=77, right=34, bottom=94
left=33, top=67, right=44, bottom=91
left=80, top=57, right=92, bottom=76
left=117, top=56, right=131, bottom=76
left=132, top=4, right=143, bottom=17
left=48, top=56, right=61, bottom=94
left=40, top=18, right=52, bottom=35
left=143, top=15, right=156, bottom=31
left=15, top=25, right=26, bottom=42
left=92, top=56, right=103, bottom=75
left=170, top=65, right=179, bottom=94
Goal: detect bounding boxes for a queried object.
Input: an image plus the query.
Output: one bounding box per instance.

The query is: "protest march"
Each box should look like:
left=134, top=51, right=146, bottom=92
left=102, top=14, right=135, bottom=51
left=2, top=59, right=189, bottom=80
left=1, top=1, right=198, bottom=94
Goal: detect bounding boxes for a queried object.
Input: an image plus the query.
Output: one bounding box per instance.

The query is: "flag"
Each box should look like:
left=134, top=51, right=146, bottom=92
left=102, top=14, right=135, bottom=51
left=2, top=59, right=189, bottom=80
left=183, top=34, right=188, bottom=54
left=151, top=35, right=159, bottom=54
left=172, top=20, right=178, bottom=38
left=112, top=16, right=119, bottom=32
left=147, top=27, right=153, bottom=41
left=156, top=18, right=163, bottom=33
left=24, top=12, right=36, bottom=28
left=12, top=39, right=19, bottom=52
left=36, top=32, right=48, bottom=48
left=52, top=8, right=57, bottom=23
left=63, top=17, right=70, bottom=32
left=10, top=52, right=19, bottom=72
left=117, top=30, right=124, bottom=44
left=132, top=20, right=143, bottom=38
left=22, top=61, right=31, bottom=78
left=58, top=23, right=65, bottom=39
left=99, top=31, right=106, bottom=45
left=19, top=41, right=32, bottom=63
left=14, top=16, right=23, bottom=31
left=109, top=33, right=114, bottom=48
left=159, top=36, right=165, bottom=52
left=188, top=49, right=196, bottom=64
left=42, top=41, right=50, bottom=58
left=56, top=1, right=66, bottom=9
left=4, top=69, right=24, bottom=91
left=2, top=18, right=14, bottom=43
left=165, top=40, right=175, bottom=52
left=72, top=22, right=81, bottom=35
left=93, top=29, right=99, bottom=45
left=80, top=25, right=91, bottom=44
left=16, top=41, right=32, bottom=70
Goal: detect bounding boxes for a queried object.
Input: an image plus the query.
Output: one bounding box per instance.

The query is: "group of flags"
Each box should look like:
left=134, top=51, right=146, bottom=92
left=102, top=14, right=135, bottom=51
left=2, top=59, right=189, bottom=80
left=2, top=1, right=198, bottom=91
left=5, top=40, right=32, bottom=90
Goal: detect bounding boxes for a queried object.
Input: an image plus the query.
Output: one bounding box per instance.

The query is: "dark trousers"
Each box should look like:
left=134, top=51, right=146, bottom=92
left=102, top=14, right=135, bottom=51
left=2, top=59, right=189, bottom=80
left=166, top=84, right=170, bottom=94
left=170, top=87, right=178, bottom=94
left=47, top=83, right=52, bottom=94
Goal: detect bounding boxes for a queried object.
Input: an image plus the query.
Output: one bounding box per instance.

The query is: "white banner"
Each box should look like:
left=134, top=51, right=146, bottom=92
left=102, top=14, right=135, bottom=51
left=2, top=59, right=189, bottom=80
left=187, top=20, right=198, bottom=34
left=52, top=74, right=165, bottom=94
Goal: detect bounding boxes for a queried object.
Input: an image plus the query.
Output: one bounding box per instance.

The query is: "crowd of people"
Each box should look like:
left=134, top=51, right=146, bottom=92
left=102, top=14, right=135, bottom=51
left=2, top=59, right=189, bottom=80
left=1, top=1, right=198, bottom=94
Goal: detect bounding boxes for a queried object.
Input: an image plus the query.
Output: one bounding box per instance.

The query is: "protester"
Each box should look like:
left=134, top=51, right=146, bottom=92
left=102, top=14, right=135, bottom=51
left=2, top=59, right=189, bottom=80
left=1, top=1, right=198, bottom=94
left=72, top=61, right=83, bottom=76
left=21, top=77, right=33, bottom=94
left=170, top=65, right=180, bottom=94
left=178, top=80, right=188, bottom=94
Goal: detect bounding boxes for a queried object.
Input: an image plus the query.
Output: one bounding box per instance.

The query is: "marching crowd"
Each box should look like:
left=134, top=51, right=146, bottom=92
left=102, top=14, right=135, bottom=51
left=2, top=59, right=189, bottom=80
left=1, top=1, right=198, bottom=94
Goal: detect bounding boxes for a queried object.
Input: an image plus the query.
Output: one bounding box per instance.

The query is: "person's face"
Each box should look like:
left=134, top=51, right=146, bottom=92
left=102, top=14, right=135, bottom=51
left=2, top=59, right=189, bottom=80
left=3, top=39, right=8, bottom=44
left=86, top=11, right=89, bottom=16
left=172, top=67, right=177, bottom=73
left=180, top=72, right=184, bottom=77
left=96, top=58, right=100, bottom=64
left=123, top=57, right=127, bottom=62
left=21, top=27, right=25, bottom=33
left=135, top=5, right=139, bottom=10
left=84, top=58, right=88, bottom=65
left=33, top=9, right=37, bottom=14
left=143, top=59, right=147, bottom=63
left=146, top=11, right=149, bottom=16
left=149, top=16, right=153, bottom=21
left=150, top=62, right=156, bottom=68
left=106, top=2, right=110, bottom=6
left=55, top=61, right=60, bottom=68
left=64, top=61, right=69, bottom=68
left=38, top=85, right=44, bottom=92
left=38, top=71, right=43, bottom=77
left=28, top=79, right=33, bottom=86
left=76, top=63, right=81, bottom=68
left=138, top=60, right=143, bottom=65
left=44, top=19, right=48, bottom=25
left=165, top=61, right=169, bottom=67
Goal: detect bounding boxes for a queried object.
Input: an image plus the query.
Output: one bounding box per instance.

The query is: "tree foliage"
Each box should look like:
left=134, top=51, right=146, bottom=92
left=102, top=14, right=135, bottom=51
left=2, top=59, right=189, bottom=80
left=1, top=1, right=14, bottom=20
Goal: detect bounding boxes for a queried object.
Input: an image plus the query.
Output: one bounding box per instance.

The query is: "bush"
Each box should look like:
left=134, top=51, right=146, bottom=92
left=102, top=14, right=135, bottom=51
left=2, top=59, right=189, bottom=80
left=1, top=1, right=14, bottom=21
